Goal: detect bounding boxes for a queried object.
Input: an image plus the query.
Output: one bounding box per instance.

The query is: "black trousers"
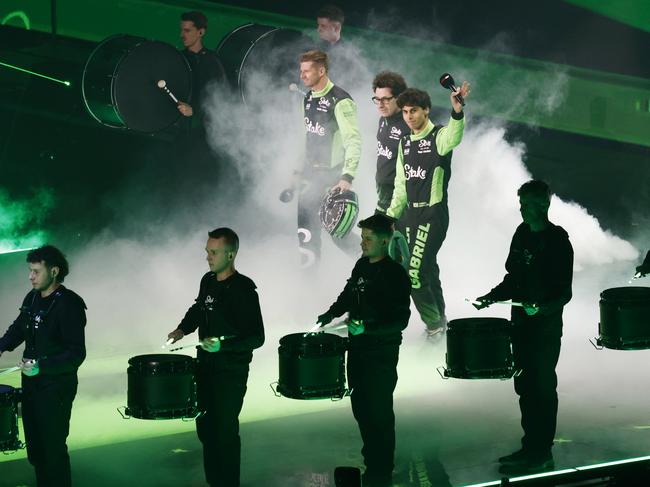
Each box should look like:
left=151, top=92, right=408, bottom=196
left=402, top=207, right=448, bottom=329
left=375, top=182, right=394, bottom=214
left=512, top=326, right=562, bottom=456
left=347, top=344, right=400, bottom=487
left=21, top=374, right=77, bottom=487
left=297, top=167, right=358, bottom=268
left=196, top=353, right=250, bottom=487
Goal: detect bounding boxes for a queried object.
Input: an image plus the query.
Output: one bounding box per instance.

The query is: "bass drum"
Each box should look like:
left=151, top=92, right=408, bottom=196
left=276, top=332, right=348, bottom=399
left=598, top=287, right=650, bottom=350
left=82, top=35, right=192, bottom=133
left=443, top=318, right=515, bottom=379
left=126, top=354, right=197, bottom=419
left=216, top=23, right=314, bottom=106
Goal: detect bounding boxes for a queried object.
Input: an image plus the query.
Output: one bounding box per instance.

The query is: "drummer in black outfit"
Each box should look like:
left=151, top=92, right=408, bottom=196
left=317, top=214, right=411, bottom=487
left=177, top=11, right=226, bottom=124
left=167, top=228, right=264, bottom=487
left=474, top=180, right=573, bottom=476
left=0, top=245, right=86, bottom=487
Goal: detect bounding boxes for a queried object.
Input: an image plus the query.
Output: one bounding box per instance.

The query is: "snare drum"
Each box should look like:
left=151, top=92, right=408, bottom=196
left=443, top=318, right=515, bottom=379
left=82, top=35, right=192, bottom=133
left=126, top=354, right=197, bottom=419
left=276, top=333, right=347, bottom=399
left=0, top=384, right=22, bottom=451
left=598, top=287, right=650, bottom=350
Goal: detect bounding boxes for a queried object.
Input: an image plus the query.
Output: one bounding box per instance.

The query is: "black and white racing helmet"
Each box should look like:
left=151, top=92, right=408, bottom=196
left=319, top=188, right=359, bottom=238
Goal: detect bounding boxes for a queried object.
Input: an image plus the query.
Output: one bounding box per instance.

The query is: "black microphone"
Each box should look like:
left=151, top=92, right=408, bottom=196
left=439, top=73, right=465, bottom=106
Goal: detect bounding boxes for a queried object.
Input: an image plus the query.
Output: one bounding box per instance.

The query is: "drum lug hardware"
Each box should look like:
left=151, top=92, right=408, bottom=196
left=436, top=366, right=449, bottom=380
left=331, top=388, right=352, bottom=401
left=512, top=368, right=523, bottom=378
left=588, top=337, right=603, bottom=350
left=269, top=382, right=281, bottom=397
left=116, top=406, right=131, bottom=420
left=182, top=410, right=202, bottom=422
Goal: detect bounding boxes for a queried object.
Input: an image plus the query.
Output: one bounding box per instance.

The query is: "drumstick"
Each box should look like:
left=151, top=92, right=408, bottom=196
left=628, top=272, right=642, bottom=284
left=168, top=335, right=235, bottom=352
left=157, top=79, right=179, bottom=103
left=0, top=366, right=21, bottom=376
left=464, top=297, right=526, bottom=308
left=304, top=320, right=348, bottom=337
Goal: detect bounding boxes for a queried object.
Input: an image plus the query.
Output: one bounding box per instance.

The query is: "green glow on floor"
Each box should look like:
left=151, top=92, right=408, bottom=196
left=0, top=61, right=71, bottom=86
left=575, top=454, right=650, bottom=470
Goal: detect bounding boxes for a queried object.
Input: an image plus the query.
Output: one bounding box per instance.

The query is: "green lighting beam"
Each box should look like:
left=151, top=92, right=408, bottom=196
left=0, top=247, right=36, bottom=256
left=1, top=10, right=30, bottom=29
left=0, top=61, right=71, bottom=87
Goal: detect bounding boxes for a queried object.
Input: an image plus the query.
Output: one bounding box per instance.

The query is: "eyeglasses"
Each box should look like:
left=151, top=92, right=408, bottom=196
left=371, top=96, right=395, bottom=105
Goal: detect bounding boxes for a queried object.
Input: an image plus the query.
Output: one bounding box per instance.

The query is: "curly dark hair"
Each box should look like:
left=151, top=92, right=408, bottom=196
left=26, top=245, right=69, bottom=283
left=396, top=88, right=431, bottom=110
left=372, top=71, right=407, bottom=97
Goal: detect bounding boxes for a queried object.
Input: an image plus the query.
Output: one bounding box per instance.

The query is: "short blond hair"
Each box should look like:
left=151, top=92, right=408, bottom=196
left=300, top=50, right=328, bottom=72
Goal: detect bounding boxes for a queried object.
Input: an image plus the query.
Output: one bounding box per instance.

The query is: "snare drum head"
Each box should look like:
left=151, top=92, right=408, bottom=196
left=280, top=332, right=346, bottom=351
left=601, top=287, right=650, bottom=302
left=448, top=317, right=510, bottom=333
left=128, top=354, right=194, bottom=368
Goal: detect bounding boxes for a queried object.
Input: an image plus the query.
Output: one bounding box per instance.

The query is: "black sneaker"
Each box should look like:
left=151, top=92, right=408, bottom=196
left=497, top=449, right=530, bottom=465
left=498, top=455, right=554, bottom=476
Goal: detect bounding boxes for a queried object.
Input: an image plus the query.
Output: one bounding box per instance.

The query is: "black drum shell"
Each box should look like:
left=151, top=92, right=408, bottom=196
left=445, top=318, right=514, bottom=379
left=126, top=354, right=197, bottom=419
left=82, top=35, right=192, bottom=133
left=277, top=332, right=347, bottom=399
left=216, top=23, right=314, bottom=106
left=0, top=384, right=21, bottom=451
left=598, top=287, right=650, bottom=350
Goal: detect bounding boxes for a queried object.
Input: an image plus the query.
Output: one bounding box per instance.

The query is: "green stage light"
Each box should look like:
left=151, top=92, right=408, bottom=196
left=0, top=246, right=36, bottom=256
left=575, top=454, right=650, bottom=471
left=1, top=10, right=30, bottom=29
left=0, top=61, right=71, bottom=86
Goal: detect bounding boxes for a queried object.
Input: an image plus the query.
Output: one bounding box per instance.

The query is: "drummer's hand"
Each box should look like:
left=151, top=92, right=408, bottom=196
left=177, top=102, right=193, bottom=117
left=20, top=359, right=39, bottom=377
left=347, top=319, right=365, bottom=336
left=473, top=295, right=494, bottom=310
left=317, top=312, right=333, bottom=327
left=523, top=303, right=539, bottom=316
left=167, top=328, right=185, bottom=344
left=636, top=264, right=649, bottom=277
left=200, top=337, right=221, bottom=353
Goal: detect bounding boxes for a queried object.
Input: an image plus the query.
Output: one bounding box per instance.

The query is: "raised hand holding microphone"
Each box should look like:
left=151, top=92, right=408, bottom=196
left=440, top=73, right=470, bottom=112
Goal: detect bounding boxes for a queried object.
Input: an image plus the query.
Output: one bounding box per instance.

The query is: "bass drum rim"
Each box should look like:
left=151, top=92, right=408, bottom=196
left=216, top=23, right=313, bottom=106
left=82, top=34, right=192, bottom=133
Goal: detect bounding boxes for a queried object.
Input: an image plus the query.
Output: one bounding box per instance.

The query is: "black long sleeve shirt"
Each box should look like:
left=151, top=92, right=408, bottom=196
left=178, top=271, right=264, bottom=353
left=487, top=222, right=573, bottom=329
left=324, top=256, right=411, bottom=347
left=0, top=286, right=87, bottom=375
